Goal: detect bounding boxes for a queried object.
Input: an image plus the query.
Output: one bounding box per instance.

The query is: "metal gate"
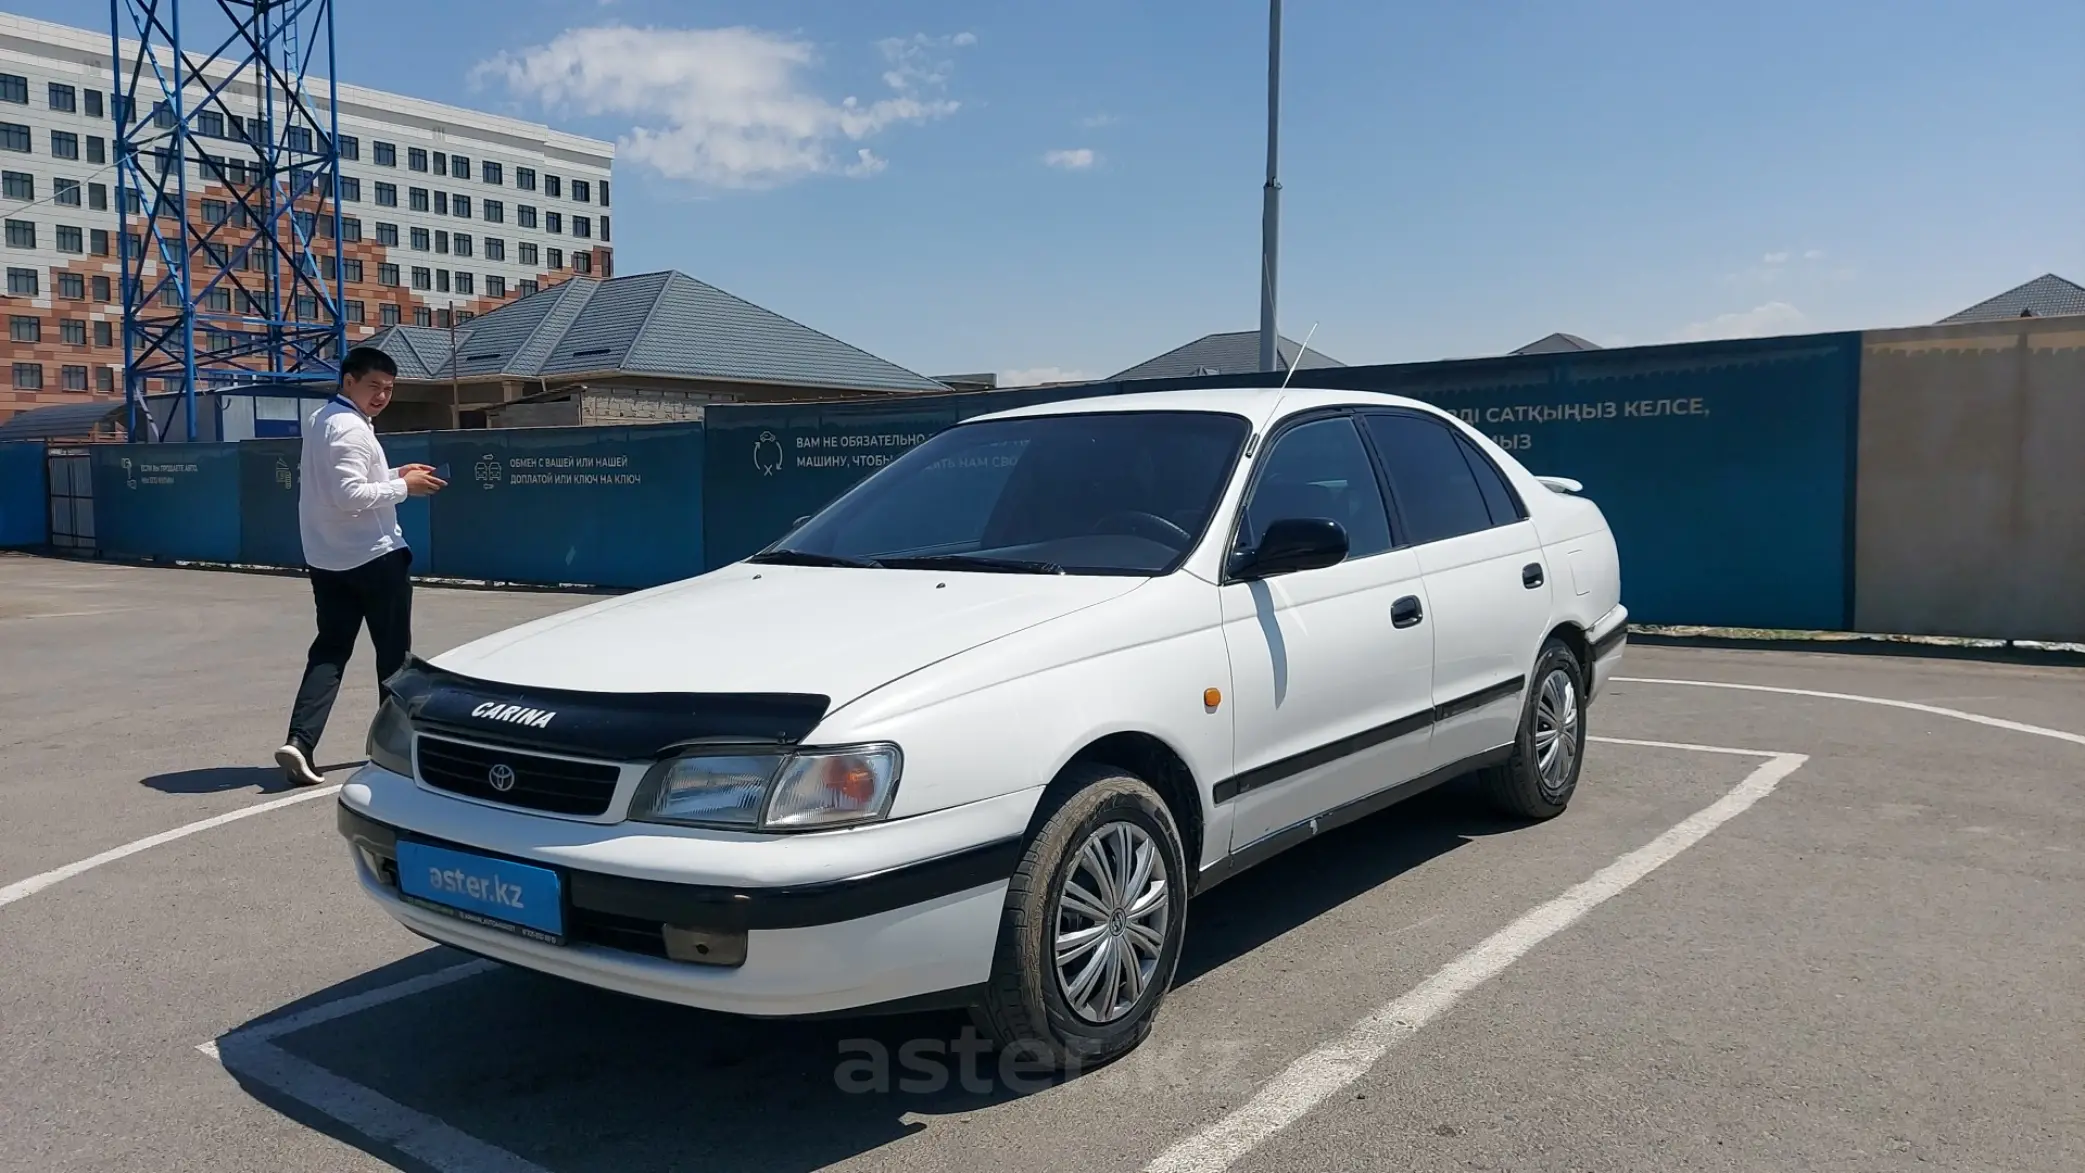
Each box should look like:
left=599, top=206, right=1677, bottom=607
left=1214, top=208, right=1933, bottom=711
left=46, top=446, right=94, bottom=552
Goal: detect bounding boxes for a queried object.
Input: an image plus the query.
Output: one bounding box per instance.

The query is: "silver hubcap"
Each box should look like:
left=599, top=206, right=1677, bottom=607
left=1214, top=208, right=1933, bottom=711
left=1533, top=668, right=1581, bottom=792
left=1054, top=822, right=1171, bottom=1024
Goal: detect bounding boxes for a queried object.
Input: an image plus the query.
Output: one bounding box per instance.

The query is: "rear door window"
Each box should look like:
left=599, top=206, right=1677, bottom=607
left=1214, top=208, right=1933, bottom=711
left=1360, top=413, right=1495, bottom=545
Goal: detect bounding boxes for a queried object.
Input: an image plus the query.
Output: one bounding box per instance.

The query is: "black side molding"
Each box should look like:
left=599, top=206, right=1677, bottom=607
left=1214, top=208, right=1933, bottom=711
left=338, top=801, right=1020, bottom=932
left=1592, top=624, right=1628, bottom=660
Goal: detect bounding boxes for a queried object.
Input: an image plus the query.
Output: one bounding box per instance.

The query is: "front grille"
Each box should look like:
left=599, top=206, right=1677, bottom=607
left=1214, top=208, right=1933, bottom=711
left=415, top=735, right=622, bottom=816
left=569, top=907, right=669, bottom=958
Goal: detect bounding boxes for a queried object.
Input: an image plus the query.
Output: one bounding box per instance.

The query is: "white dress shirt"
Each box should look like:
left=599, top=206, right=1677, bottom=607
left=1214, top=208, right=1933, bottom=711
left=299, top=394, right=411, bottom=572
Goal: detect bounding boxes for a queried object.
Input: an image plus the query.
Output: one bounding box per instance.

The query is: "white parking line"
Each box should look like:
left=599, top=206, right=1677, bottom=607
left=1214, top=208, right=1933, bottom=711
left=0, top=785, right=342, bottom=911
left=1613, top=676, right=2085, bottom=747
left=1144, top=741, right=1807, bottom=1173
left=198, top=959, right=548, bottom=1173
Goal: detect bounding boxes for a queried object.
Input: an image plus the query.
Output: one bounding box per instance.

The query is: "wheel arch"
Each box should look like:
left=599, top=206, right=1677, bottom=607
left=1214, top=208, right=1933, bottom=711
left=1031, top=731, right=1207, bottom=883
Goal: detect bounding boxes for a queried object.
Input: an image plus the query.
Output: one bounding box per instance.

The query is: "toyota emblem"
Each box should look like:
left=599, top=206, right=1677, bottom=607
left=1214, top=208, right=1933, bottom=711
left=487, top=763, right=517, bottom=792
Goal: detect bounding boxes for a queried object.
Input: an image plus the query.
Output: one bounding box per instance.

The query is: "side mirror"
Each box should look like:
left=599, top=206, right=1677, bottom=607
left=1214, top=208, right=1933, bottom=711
left=1233, top=517, right=1348, bottom=580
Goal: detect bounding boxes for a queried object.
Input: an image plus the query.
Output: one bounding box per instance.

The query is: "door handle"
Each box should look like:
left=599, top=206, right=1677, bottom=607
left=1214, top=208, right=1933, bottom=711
left=1391, top=595, right=1423, bottom=628
left=1522, top=562, right=1544, bottom=588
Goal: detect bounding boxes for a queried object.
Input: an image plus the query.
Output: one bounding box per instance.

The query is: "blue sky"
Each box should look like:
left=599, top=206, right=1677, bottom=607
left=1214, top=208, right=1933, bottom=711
left=34, top=0, right=2085, bottom=383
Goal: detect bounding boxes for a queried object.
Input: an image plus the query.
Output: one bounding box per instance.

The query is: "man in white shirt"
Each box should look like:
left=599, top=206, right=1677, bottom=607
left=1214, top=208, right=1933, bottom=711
left=275, top=346, right=446, bottom=786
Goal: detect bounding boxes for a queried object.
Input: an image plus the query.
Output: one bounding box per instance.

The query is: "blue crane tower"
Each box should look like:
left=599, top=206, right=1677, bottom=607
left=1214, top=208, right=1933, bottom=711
left=110, top=0, right=346, bottom=441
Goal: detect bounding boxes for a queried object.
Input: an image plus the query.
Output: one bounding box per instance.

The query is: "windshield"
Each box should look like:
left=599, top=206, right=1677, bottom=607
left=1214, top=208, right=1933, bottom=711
left=760, top=409, right=1251, bottom=576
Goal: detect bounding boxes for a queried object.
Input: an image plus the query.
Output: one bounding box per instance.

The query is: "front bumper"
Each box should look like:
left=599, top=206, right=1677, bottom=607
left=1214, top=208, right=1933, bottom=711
left=338, top=767, right=1032, bottom=1017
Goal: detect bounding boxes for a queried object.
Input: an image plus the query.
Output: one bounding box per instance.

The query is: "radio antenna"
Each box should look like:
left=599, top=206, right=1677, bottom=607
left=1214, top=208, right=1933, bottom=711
left=1279, top=320, right=1320, bottom=390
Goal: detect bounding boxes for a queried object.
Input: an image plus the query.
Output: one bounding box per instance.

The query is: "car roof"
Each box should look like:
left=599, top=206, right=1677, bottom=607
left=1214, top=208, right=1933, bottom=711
left=970, top=384, right=1444, bottom=429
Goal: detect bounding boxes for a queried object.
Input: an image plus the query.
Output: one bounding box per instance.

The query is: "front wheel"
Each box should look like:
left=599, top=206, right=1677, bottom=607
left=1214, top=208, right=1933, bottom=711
left=970, top=763, right=1188, bottom=1072
left=1478, top=637, right=1587, bottom=819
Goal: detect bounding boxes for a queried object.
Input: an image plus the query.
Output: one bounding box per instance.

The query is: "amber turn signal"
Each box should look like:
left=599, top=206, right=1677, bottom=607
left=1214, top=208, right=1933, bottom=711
left=1204, top=688, right=1222, bottom=708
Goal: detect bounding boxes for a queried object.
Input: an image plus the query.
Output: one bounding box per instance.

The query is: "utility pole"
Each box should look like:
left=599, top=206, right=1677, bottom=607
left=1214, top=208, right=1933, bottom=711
left=1257, top=0, right=1282, bottom=374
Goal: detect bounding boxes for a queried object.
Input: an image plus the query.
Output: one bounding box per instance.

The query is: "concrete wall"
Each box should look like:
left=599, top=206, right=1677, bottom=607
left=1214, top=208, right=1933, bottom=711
left=1855, top=315, right=2085, bottom=641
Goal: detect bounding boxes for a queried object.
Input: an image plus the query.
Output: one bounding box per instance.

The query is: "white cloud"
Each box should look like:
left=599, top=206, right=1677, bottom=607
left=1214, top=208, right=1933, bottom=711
left=999, top=366, right=1095, bottom=386
left=1673, top=301, right=1807, bottom=342
left=1043, top=147, right=1097, bottom=170
left=1763, top=251, right=1792, bottom=265
left=1804, top=249, right=1827, bottom=260
left=953, top=31, right=978, bottom=47
left=472, top=25, right=970, bottom=189
left=1081, top=112, right=1118, bottom=128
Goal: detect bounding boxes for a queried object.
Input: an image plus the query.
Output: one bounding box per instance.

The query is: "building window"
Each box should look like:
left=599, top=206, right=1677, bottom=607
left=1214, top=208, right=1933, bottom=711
left=91, top=229, right=109, bottom=256
left=482, top=161, right=503, bottom=186
left=0, top=122, right=31, bottom=152
left=286, top=126, right=314, bottom=153
left=598, top=216, right=611, bottom=243
left=546, top=247, right=563, bottom=270
left=573, top=216, right=591, bottom=239
left=341, top=217, right=362, bottom=243
left=544, top=174, right=561, bottom=198
left=410, top=187, right=429, bottom=212
left=85, top=90, right=103, bottom=119
left=378, top=262, right=399, bottom=286
left=342, top=258, right=364, bottom=282
left=88, top=183, right=107, bottom=211
left=4, top=220, right=33, bottom=248
left=9, top=315, right=36, bottom=342
left=51, top=130, right=79, bottom=159
left=375, top=141, right=396, bottom=166
left=432, top=151, right=447, bottom=176
left=453, top=194, right=471, bottom=219
left=59, top=273, right=85, bottom=300
left=413, top=306, right=432, bottom=327
left=599, top=179, right=610, bottom=207
left=516, top=166, right=536, bottom=191
left=61, top=365, right=88, bottom=391
left=376, top=222, right=399, bottom=246
left=434, top=229, right=448, bottom=254
left=572, top=179, right=590, bottom=204
left=96, top=366, right=114, bottom=392
left=61, top=318, right=86, bottom=345
left=434, top=191, right=449, bottom=215
left=453, top=233, right=474, bottom=258
left=482, top=198, right=503, bottom=224
left=196, top=109, right=225, bottom=138
left=408, top=147, right=427, bottom=172
left=54, top=178, right=80, bottom=206
left=455, top=271, right=473, bottom=295
left=86, top=135, right=105, bottom=164
left=411, top=266, right=431, bottom=290
left=202, top=199, right=228, bottom=224
left=485, top=237, right=505, bottom=262
left=574, top=251, right=593, bottom=275
left=1, top=171, right=27, bottom=198
left=203, top=288, right=230, bottom=312
left=49, top=82, right=77, bottom=112
left=296, top=295, right=317, bottom=320
left=95, top=319, right=113, bottom=346
left=345, top=299, right=364, bottom=323
left=409, top=226, right=429, bottom=251
left=340, top=176, right=361, bottom=201
left=375, top=181, right=397, bottom=207
left=56, top=225, right=83, bottom=253
left=517, top=204, right=537, bottom=229
left=11, top=363, right=41, bottom=389
left=435, top=269, right=449, bottom=293
left=545, top=211, right=563, bottom=235
left=379, top=303, right=400, bottom=325
left=339, top=134, right=360, bottom=161
left=0, top=75, right=26, bottom=104
left=518, top=242, right=538, bottom=266
left=487, top=274, right=507, bottom=298
left=93, top=275, right=111, bottom=302
left=452, top=155, right=471, bottom=180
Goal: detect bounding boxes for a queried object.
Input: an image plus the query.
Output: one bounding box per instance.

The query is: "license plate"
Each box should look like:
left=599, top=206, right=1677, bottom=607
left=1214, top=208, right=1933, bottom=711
left=396, top=839, right=566, bottom=944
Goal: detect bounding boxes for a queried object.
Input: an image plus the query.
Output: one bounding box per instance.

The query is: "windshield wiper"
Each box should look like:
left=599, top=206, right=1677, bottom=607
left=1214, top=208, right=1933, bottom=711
left=874, top=554, right=1066, bottom=575
left=744, top=550, right=882, bottom=569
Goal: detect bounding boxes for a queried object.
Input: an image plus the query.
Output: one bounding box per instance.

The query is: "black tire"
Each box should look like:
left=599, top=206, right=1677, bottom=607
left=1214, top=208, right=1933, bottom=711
left=1478, top=637, right=1588, bottom=820
left=969, top=762, right=1188, bottom=1072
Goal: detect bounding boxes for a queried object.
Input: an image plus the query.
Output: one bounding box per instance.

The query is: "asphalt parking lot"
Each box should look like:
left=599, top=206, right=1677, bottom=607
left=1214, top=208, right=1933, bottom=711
left=2, top=552, right=2080, bottom=1173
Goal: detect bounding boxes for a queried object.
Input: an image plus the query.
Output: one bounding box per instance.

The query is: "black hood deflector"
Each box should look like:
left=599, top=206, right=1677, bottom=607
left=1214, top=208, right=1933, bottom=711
left=384, top=656, right=832, bottom=760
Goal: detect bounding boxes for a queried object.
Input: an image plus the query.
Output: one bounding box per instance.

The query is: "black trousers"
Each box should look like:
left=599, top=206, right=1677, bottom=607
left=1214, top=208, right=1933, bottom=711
left=286, top=547, right=413, bottom=756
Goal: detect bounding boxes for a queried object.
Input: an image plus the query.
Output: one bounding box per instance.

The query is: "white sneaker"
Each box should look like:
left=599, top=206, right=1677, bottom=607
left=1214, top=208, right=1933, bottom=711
left=274, top=743, right=327, bottom=787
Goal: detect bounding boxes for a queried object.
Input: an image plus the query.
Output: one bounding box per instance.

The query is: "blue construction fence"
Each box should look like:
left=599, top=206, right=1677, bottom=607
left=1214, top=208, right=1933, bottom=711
left=0, top=331, right=1862, bottom=630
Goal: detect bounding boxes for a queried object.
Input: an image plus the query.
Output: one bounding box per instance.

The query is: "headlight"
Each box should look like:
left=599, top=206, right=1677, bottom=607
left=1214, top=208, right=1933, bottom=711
left=631, top=744, right=901, bottom=831
left=366, top=696, right=415, bottom=777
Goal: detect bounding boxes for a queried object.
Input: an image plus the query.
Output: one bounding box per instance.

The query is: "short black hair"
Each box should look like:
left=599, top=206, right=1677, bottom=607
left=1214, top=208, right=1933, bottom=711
left=341, top=345, right=398, bottom=382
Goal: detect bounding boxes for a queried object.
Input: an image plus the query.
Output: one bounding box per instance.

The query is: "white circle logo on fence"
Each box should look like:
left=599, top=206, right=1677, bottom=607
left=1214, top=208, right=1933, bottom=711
left=753, top=431, right=784, bottom=477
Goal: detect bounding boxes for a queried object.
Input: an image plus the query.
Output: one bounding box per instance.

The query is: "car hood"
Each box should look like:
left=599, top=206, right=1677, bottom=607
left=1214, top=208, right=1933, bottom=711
left=428, top=563, right=1148, bottom=711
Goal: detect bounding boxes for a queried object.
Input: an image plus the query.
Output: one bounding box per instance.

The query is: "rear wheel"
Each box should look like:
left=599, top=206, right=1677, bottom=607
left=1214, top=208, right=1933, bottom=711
left=1478, top=637, right=1586, bottom=819
left=970, top=763, right=1188, bottom=1072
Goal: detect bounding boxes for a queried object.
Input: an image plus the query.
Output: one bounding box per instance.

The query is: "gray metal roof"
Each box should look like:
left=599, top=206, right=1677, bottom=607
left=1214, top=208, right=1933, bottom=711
left=1510, top=332, right=1602, bottom=355
left=0, top=400, right=122, bottom=441
left=1938, top=273, right=2085, bottom=323
left=361, top=271, right=948, bottom=393
left=1109, top=330, right=1346, bottom=382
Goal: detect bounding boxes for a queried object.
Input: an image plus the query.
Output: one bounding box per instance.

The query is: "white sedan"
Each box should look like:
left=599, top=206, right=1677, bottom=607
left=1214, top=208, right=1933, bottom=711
left=338, top=386, right=1626, bottom=1069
